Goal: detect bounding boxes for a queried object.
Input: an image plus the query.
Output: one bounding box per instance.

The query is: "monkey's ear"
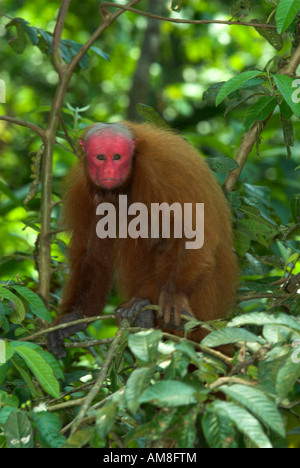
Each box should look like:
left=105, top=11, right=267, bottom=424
left=79, top=139, right=84, bottom=150
left=133, top=138, right=138, bottom=149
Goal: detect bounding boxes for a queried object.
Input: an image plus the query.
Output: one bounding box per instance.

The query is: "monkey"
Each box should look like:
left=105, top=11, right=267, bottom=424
left=47, top=122, right=239, bottom=358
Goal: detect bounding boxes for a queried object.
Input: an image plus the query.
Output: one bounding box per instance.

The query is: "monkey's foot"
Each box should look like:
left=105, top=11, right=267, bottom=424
left=47, top=311, right=87, bottom=359
left=158, top=290, right=194, bottom=329
left=115, top=298, right=154, bottom=328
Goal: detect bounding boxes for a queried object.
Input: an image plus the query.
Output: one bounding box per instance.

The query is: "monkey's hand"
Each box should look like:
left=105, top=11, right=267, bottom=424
left=115, top=298, right=154, bottom=328
left=47, top=311, right=87, bottom=359
left=158, top=290, right=194, bottom=329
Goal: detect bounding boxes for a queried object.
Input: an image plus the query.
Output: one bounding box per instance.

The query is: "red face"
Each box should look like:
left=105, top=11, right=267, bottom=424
left=82, top=133, right=135, bottom=189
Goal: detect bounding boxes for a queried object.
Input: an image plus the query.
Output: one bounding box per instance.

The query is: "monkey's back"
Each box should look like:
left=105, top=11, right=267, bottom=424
left=115, top=123, right=239, bottom=333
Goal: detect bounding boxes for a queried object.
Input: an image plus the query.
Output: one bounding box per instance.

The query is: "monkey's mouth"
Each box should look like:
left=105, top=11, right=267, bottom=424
left=99, top=178, right=120, bottom=189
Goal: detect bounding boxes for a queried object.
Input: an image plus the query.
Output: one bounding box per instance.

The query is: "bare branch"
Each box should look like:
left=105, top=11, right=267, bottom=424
left=51, top=0, right=71, bottom=75
left=18, top=314, right=115, bottom=342
left=69, top=317, right=131, bottom=435
left=280, top=42, right=300, bottom=76
left=0, top=115, right=45, bottom=139
left=101, top=2, right=277, bottom=29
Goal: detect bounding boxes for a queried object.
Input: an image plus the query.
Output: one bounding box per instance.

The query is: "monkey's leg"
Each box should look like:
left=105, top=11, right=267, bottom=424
left=115, top=298, right=154, bottom=328
left=47, top=311, right=87, bottom=359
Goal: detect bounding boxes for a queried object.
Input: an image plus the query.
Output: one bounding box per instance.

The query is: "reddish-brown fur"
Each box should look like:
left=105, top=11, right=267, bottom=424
left=50, top=122, right=239, bottom=354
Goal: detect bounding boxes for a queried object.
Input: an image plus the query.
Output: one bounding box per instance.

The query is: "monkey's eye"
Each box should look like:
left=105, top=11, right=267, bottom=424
left=113, top=153, right=122, bottom=160
left=96, top=154, right=106, bottom=161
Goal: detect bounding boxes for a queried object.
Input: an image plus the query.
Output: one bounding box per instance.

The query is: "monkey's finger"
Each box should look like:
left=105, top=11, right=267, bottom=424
left=48, top=332, right=66, bottom=359
left=173, top=304, right=182, bottom=328
left=116, top=298, right=152, bottom=325
left=162, top=303, right=172, bottom=326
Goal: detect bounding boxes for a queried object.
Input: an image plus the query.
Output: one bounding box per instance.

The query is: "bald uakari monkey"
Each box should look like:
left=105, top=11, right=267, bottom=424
left=48, top=122, right=238, bottom=358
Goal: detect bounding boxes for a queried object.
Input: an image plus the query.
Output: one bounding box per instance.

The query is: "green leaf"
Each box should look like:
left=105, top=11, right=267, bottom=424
left=275, top=0, right=300, bottom=33
left=61, top=39, right=89, bottom=69
left=280, top=99, right=294, bottom=119
left=216, top=70, right=263, bottom=106
left=219, top=384, right=285, bottom=437
left=4, top=411, right=34, bottom=448
left=234, top=230, right=251, bottom=256
left=175, top=408, right=198, bottom=448
left=64, top=427, right=94, bottom=448
left=0, top=340, right=6, bottom=364
left=37, top=28, right=52, bottom=54
left=202, top=408, right=237, bottom=448
left=203, top=82, right=225, bottom=101
left=253, top=21, right=283, bottom=51
left=32, top=412, right=66, bottom=448
left=290, top=194, right=300, bottom=222
left=0, top=390, right=19, bottom=408
left=0, top=286, right=26, bottom=323
left=12, top=358, right=40, bottom=399
left=6, top=19, right=26, bottom=54
left=207, top=156, right=239, bottom=173
left=238, top=217, right=277, bottom=243
left=96, top=401, right=117, bottom=439
left=280, top=109, right=294, bottom=157
left=244, top=96, right=278, bottom=131
left=14, top=345, right=60, bottom=398
left=136, top=104, right=169, bottom=128
left=17, top=18, right=39, bottom=45
left=139, top=380, right=197, bottom=407
left=128, top=329, right=162, bottom=363
left=12, top=285, right=52, bottom=323
left=211, top=401, right=272, bottom=448
left=229, top=312, right=300, bottom=333
left=201, top=327, right=263, bottom=347
left=125, top=367, right=155, bottom=414
left=274, top=74, right=300, bottom=117
left=276, top=355, right=300, bottom=402
left=90, top=46, right=110, bottom=61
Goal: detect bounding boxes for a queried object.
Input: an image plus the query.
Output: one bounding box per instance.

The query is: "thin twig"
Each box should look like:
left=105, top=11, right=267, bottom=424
left=69, top=318, right=131, bottom=435
left=0, top=115, right=45, bottom=139
left=161, top=332, right=233, bottom=366
left=51, top=0, right=71, bottom=76
left=209, top=376, right=258, bottom=389
left=101, top=2, right=277, bottom=29
left=18, top=314, right=115, bottom=342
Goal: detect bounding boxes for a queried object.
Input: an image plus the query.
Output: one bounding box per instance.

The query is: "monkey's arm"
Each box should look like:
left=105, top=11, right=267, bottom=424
left=48, top=232, right=113, bottom=358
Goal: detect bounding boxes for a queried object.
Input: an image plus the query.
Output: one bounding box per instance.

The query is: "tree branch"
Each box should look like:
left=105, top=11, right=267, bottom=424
left=69, top=317, right=131, bottom=435
left=51, top=0, right=71, bottom=76
left=0, top=115, right=45, bottom=139
left=38, top=0, right=142, bottom=306
left=223, top=42, right=300, bottom=193
left=100, top=2, right=277, bottom=29
left=18, top=314, right=115, bottom=342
